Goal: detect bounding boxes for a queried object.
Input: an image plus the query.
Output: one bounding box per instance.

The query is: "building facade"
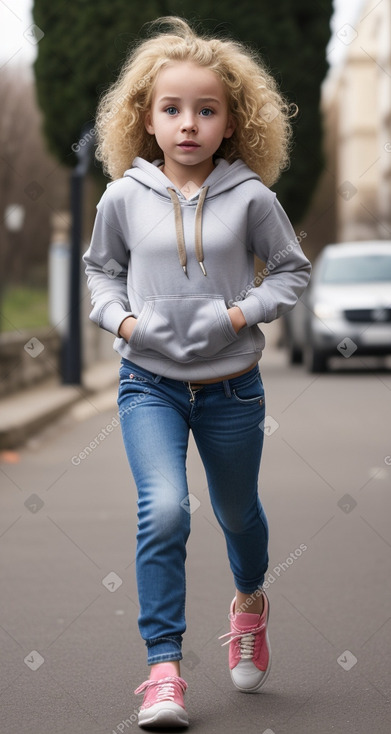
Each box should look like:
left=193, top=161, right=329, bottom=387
left=321, top=0, right=391, bottom=244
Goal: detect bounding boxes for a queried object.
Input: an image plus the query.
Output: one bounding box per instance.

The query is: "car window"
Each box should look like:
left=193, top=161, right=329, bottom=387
left=320, top=254, right=391, bottom=284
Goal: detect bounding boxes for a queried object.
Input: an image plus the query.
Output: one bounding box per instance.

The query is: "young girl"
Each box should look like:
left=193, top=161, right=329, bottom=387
left=83, top=17, right=311, bottom=730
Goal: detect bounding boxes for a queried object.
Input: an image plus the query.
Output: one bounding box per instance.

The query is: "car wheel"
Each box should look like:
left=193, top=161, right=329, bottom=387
left=288, top=344, right=303, bottom=364
left=283, top=319, right=304, bottom=365
left=305, top=345, right=328, bottom=373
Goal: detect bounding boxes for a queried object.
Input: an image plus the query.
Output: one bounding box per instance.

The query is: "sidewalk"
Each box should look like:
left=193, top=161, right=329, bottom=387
left=0, top=360, right=120, bottom=450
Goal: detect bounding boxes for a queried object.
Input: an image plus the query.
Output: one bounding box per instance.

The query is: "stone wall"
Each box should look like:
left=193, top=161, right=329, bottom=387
left=0, top=327, right=62, bottom=398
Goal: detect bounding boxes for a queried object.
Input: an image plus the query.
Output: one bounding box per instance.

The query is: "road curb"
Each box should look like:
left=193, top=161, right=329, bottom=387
left=0, top=361, right=119, bottom=450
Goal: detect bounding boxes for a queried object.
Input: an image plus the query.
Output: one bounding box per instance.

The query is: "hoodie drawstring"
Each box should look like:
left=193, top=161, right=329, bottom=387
left=167, top=187, right=209, bottom=277
left=194, top=187, right=208, bottom=276
left=167, top=188, right=187, bottom=276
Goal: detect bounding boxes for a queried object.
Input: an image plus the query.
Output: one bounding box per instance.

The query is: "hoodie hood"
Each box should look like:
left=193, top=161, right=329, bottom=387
left=123, top=158, right=262, bottom=277
left=124, top=157, right=261, bottom=199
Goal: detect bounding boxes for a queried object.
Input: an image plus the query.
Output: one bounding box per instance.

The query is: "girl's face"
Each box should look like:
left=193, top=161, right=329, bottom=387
left=145, top=61, right=235, bottom=183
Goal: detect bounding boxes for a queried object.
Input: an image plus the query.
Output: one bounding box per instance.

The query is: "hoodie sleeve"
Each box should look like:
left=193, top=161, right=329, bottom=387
left=233, top=196, right=311, bottom=327
left=82, top=193, right=133, bottom=336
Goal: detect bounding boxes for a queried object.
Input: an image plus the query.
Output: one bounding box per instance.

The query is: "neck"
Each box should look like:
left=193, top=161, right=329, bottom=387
left=161, top=159, right=215, bottom=192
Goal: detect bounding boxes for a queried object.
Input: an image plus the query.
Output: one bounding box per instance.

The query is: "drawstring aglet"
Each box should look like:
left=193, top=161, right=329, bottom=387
left=199, top=262, right=207, bottom=276
left=182, top=265, right=189, bottom=277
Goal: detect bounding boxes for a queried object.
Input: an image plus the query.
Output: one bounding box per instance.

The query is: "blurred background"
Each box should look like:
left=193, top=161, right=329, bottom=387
left=1, top=0, right=390, bottom=395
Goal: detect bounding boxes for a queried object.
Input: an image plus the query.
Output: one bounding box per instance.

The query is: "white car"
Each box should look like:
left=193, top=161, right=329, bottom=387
left=283, top=241, right=391, bottom=372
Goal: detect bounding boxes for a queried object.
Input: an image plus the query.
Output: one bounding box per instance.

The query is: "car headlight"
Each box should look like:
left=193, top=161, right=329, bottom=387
left=313, top=303, right=340, bottom=319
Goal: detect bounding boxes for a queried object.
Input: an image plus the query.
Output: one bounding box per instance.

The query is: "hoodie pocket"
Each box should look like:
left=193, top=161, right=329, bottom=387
left=129, top=294, right=238, bottom=363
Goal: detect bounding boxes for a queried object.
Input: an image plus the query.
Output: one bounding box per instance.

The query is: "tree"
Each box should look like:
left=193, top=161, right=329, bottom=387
left=171, top=0, right=333, bottom=222
left=33, top=0, right=332, bottom=223
left=33, top=0, right=162, bottom=172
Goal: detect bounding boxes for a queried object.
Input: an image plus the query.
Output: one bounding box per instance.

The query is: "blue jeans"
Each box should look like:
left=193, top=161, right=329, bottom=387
left=117, top=358, right=268, bottom=665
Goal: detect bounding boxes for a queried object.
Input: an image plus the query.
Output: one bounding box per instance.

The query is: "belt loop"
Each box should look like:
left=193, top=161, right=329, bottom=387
left=154, top=374, right=162, bottom=383
left=223, top=379, right=231, bottom=398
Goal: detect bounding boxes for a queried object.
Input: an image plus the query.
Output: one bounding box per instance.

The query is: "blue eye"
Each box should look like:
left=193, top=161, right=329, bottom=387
left=200, top=108, right=213, bottom=116
left=165, top=106, right=178, bottom=115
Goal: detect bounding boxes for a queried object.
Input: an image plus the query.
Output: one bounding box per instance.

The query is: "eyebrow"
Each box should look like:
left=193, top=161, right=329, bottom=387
left=158, top=96, right=222, bottom=104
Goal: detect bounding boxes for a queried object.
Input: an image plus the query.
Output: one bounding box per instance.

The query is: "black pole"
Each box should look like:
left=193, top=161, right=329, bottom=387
left=63, top=124, right=96, bottom=384
left=63, top=171, right=82, bottom=383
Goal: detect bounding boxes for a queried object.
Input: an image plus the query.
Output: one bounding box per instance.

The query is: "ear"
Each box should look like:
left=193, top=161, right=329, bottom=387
left=145, top=110, right=154, bottom=135
left=223, top=114, right=236, bottom=140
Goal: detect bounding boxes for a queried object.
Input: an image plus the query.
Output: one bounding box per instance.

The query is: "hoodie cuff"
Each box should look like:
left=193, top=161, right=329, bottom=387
left=233, top=294, right=269, bottom=328
left=99, top=301, right=134, bottom=336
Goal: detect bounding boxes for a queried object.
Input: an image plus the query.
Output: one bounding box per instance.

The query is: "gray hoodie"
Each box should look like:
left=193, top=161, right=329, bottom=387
left=83, top=157, right=311, bottom=380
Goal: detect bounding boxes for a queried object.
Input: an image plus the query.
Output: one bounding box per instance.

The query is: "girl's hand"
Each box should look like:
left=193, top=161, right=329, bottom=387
left=227, top=306, right=246, bottom=334
left=118, top=316, right=138, bottom=341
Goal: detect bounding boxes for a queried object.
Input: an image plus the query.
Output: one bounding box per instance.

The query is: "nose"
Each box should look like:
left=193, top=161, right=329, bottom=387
left=181, top=112, right=197, bottom=133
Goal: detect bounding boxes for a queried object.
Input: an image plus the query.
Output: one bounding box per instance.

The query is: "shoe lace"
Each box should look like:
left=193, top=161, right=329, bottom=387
left=134, top=675, right=187, bottom=699
left=219, top=620, right=266, bottom=660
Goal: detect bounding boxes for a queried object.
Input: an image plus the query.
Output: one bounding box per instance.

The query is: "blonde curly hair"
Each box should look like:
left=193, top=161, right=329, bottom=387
left=95, top=16, right=295, bottom=187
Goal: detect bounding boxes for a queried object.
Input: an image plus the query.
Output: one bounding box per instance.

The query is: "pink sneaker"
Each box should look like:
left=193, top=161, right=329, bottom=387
left=134, top=676, right=189, bottom=729
left=219, top=592, right=271, bottom=692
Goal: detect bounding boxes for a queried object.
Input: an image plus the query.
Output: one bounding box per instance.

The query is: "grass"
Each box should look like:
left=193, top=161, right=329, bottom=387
left=1, top=286, right=49, bottom=332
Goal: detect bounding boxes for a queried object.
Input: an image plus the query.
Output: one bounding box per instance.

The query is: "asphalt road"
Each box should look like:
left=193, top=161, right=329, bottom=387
left=1, top=347, right=391, bottom=734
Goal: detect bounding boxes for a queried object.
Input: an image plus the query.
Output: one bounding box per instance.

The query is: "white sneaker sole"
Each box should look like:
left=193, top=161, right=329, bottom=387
left=138, top=701, right=189, bottom=729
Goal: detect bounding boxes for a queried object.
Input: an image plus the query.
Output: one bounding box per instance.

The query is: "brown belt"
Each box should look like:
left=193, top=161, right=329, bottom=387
left=187, top=361, right=258, bottom=388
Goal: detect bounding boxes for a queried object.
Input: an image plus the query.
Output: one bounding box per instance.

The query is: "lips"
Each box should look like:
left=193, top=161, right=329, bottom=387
left=178, top=141, right=200, bottom=148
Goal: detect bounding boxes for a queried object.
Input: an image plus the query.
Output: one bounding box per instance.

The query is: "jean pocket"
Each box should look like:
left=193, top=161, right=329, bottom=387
left=232, top=375, right=265, bottom=405
left=119, top=361, right=155, bottom=385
